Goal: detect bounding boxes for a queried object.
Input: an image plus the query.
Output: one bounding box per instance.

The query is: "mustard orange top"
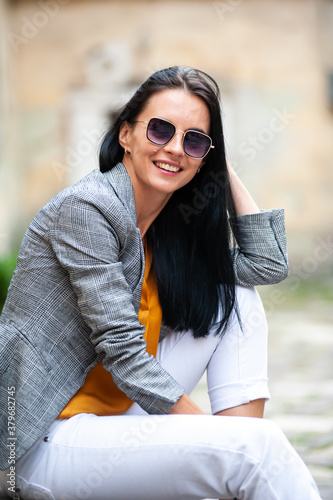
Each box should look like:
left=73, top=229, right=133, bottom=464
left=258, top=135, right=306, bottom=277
left=58, top=240, right=161, bottom=418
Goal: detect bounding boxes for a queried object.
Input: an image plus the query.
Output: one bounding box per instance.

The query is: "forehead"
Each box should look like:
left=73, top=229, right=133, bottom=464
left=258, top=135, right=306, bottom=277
left=141, top=89, right=211, bottom=132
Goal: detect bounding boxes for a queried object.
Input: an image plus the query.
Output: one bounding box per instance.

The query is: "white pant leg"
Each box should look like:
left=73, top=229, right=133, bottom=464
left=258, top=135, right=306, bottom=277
left=124, top=318, right=221, bottom=416
left=12, top=413, right=322, bottom=500
left=207, top=286, right=270, bottom=413
left=125, top=285, right=269, bottom=416
left=1, top=285, right=322, bottom=499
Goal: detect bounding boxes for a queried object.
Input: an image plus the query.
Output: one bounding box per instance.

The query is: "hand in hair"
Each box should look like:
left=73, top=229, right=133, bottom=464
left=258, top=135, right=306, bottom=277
left=226, top=158, right=260, bottom=216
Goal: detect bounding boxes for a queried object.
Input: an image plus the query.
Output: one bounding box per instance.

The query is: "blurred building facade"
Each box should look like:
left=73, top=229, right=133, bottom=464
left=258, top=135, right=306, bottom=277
left=1, top=0, right=333, bottom=268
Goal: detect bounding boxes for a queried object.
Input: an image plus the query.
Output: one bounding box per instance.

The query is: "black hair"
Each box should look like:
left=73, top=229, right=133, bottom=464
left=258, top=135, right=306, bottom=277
left=99, top=66, right=238, bottom=338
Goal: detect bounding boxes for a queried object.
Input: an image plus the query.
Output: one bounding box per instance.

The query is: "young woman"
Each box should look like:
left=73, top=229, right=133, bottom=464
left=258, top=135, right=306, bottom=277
left=0, top=66, right=321, bottom=499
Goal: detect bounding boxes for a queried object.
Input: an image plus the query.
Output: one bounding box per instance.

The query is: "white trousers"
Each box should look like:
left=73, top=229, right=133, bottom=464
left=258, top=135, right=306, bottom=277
left=0, top=287, right=322, bottom=499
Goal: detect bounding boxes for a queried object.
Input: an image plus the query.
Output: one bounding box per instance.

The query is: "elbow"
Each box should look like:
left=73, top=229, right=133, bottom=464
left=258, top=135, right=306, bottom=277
left=280, top=261, right=290, bottom=281
left=238, top=261, right=289, bottom=286
left=263, top=260, right=289, bottom=284
left=234, top=254, right=290, bottom=287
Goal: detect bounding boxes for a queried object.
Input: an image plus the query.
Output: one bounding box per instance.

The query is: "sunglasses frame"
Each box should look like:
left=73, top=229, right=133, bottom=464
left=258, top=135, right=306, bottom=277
left=135, top=117, right=215, bottom=159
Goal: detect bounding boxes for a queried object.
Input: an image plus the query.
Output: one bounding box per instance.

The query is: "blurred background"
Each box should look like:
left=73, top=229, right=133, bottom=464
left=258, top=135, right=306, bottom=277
left=0, top=0, right=332, bottom=497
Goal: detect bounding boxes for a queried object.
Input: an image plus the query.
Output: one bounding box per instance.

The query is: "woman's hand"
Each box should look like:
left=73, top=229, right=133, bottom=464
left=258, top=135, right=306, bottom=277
left=226, top=159, right=260, bottom=216
left=168, top=393, right=206, bottom=415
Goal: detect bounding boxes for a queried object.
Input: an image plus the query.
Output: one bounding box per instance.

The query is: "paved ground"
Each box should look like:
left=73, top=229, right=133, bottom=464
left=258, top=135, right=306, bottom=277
left=192, top=296, right=333, bottom=499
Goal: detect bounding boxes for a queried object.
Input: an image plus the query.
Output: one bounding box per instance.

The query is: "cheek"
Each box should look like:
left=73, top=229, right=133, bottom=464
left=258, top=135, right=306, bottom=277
left=134, top=141, right=157, bottom=158
left=188, top=160, right=202, bottom=175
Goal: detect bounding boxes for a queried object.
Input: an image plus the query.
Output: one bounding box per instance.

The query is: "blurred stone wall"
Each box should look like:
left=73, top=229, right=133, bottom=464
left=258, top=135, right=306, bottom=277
left=1, top=0, right=333, bottom=269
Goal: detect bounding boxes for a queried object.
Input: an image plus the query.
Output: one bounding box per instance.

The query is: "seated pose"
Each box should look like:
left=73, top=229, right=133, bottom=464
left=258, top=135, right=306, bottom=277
left=0, top=66, right=321, bottom=499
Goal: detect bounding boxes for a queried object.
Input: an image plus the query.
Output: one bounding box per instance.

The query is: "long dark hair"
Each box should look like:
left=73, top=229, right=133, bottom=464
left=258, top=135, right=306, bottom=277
left=99, top=66, right=238, bottom=338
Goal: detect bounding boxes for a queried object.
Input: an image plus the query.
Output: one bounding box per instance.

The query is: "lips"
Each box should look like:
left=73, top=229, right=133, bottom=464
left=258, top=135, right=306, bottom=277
left=154, top=161, right=181, bottom=173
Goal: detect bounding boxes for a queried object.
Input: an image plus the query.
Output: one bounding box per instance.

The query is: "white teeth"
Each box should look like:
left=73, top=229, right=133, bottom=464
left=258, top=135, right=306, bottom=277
left=155, top=162, right=180, bottom=172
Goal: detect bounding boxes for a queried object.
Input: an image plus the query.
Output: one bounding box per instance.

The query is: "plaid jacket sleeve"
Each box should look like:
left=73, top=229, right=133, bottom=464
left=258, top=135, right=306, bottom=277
left=52, top=191, right=184, bottom=414
left=230, top=209, right=289, bottom=286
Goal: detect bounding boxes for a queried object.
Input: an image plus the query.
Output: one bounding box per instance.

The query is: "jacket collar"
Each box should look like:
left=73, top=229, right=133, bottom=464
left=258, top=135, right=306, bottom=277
left=103, top=162, right=138, bottom=225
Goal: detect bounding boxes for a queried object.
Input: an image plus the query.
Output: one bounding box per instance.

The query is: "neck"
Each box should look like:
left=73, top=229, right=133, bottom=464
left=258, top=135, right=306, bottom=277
left=136, top=192, right=171, bottom=238
left=122, top=160, right=172, bottom=238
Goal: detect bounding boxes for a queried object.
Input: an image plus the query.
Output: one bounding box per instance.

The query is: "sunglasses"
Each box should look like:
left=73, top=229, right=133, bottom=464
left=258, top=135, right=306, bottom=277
left=135, top=117, right=214, bottom=159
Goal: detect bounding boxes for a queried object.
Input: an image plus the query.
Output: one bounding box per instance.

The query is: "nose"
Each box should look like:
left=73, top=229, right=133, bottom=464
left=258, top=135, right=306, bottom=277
left=164, top=130, right=184, bottom=157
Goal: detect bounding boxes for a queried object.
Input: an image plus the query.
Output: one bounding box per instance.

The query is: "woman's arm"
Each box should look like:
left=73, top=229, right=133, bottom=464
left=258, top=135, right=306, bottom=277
left=169, top=393, right=206, bottom=415
left=227, top=160, right=289, bottom=286
left=227, top=159, right=260, bottom=215
left=53, top=191, right=185, bottom=415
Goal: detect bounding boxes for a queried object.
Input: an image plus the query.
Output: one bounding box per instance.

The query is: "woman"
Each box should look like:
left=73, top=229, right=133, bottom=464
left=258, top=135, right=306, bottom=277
left=0, top=66, right=321, bottom=499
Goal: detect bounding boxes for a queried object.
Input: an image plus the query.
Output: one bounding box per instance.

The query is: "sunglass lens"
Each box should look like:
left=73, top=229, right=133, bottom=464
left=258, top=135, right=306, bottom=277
left=147, top=118, right=175, bottom=146
left=184, top=131, right=211, bottom=158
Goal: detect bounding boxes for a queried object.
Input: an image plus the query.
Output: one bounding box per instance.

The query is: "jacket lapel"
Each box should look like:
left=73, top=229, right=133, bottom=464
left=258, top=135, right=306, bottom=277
left=103, top=162, right=138, bottom=226
left=103, top=162, right=145, bottom=311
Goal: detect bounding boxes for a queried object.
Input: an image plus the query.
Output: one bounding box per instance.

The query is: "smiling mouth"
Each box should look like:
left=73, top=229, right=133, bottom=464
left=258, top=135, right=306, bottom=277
left=154, top=161, right=181, bottom=173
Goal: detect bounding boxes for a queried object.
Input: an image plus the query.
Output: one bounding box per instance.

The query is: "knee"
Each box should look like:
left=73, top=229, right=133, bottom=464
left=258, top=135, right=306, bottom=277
left=254, top=419, right=296, bottom=462
left=257, top=418, right=284, bottom=440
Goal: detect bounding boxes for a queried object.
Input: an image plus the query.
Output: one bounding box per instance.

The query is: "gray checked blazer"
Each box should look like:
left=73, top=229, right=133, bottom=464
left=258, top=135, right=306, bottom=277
left=0, top=162, right=288, bottom=470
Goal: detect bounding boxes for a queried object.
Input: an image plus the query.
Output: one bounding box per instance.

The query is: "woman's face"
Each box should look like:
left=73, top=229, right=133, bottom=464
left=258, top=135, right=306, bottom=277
left=119, top=89, right=211, bottom=200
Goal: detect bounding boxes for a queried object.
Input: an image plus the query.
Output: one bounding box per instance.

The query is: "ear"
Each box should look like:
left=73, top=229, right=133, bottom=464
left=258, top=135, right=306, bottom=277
left=118, top=121, right=132, bottom=151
